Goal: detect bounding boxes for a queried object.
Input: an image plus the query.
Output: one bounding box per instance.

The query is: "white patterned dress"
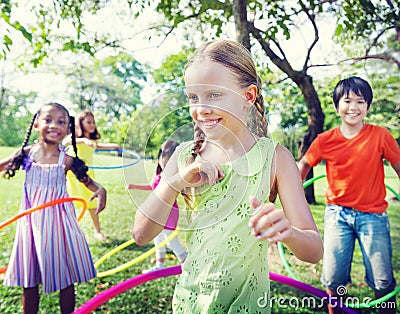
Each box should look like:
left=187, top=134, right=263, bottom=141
left=3, top=147, right=96, bottom=293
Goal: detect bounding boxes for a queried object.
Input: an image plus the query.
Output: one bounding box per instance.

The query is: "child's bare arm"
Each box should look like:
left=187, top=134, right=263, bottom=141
left=276, top=145, right=323, bottom=262
left=83, top=178, right=107, bottom=214
left=95, top=143, right=121, bottom=151
left=132, top=151, right=181, bottom=246
left=0, top=155, right=14, bottom=171
left=0, top=147, right=31, bottom=172
left=62, top=136, right=95, bottom=148
left=298, top=156, right=312, bottom=181
left=249, top=145, right=323, bottom=264
left=64, top=155, right=106, bottom=214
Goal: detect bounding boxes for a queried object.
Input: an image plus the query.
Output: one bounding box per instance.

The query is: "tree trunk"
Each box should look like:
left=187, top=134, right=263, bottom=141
left=296, top=75, right=324, bottom=204
left=232, top=0, right=251, bottom=50
left=247, top=24, right=324, bottom=203
left=0, top=58, right=5, bottom=119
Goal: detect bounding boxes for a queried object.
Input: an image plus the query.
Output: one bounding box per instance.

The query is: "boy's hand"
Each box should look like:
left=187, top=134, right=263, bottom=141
left=248, top=195, right=293, bottom=243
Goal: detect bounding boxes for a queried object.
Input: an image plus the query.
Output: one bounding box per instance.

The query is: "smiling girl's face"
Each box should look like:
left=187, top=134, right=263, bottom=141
left=34, top=104, right=70, bottom=144
left=185, top=61, right=253, bottom=141
left=81, top=114, right=97, bottom=137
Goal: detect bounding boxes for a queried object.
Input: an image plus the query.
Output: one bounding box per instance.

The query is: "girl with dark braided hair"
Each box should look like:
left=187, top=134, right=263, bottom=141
left=0, top=103, right=106, bottom=314
left=133, top=39, right=323, bottom=313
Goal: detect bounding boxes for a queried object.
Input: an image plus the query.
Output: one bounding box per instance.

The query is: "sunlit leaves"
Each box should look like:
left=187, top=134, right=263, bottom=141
left=66, top=52, right=146, bottom=119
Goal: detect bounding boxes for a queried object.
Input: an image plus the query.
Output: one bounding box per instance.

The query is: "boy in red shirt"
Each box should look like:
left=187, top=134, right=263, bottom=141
left=298, top=76, right=400, bottom=313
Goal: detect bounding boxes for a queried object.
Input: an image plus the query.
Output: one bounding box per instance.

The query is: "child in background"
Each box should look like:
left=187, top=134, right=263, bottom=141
left=298, top=76, right=400, bottom=314
left=133, top=39, right=323, bottom=313
left=63, top=109, right=120, bottom=241
left=142, top=139, right=187, bottom=273
left=0, top=103, right=106, bottom=314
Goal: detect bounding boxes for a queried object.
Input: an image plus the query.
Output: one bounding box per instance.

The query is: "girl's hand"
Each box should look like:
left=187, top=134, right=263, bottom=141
left=89, top=187, right=107, bottom=214
left=173, top=159, right=224, bottom=190
left=248, top=195, right=294, bottom=243
left=82, top=138, right=96, bottom=147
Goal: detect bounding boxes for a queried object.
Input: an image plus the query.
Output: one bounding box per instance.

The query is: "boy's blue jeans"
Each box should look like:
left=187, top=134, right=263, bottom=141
left=321, top=204, right=396, bottom=293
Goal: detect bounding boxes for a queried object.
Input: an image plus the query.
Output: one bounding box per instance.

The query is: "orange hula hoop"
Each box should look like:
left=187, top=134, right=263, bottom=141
left=0, top=197, right=87, bottom=275
left=0, top=197, right=87, bottom=231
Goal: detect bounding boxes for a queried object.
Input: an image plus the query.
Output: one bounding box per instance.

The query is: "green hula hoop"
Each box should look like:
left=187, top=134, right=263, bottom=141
left=385, top=184, right=400, bottom=200
left=278, top=174, right=400, bottom=308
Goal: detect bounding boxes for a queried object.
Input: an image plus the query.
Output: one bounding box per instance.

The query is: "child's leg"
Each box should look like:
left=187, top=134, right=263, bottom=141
left=165, top=230, right=187, bottom=263
left=321, top=206, right=355, bottom=314
left=154, top=231, right=167, bottom=267
left=142, top=232, right=167, bottom=273
left=89, top=208, right=106, bottom=240
left=357, top=211, right=396, bottom=314
left=59, top=284, right=75, bottom=314
left=23, top=286, right=39, bottom=314
left=325, top=287, right=346, bottom=314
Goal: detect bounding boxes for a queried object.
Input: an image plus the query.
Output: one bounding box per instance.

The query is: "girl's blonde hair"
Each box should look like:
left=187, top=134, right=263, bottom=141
left=184, top=39, right=268, bottom=164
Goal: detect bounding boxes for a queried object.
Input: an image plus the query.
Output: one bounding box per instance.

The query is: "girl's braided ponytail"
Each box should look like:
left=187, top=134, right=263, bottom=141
left=3, top=112, right=37, bottom=178
left=252, top=76, right=268, bottom=137
left=185, top=123, right=205, bottom=165
left=69, top=116, right=90, bottom=182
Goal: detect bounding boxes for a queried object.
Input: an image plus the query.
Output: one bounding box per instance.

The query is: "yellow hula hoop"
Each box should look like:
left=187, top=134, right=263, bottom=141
left=96, top=230, right=180, bottom=278
left=94, top=238, right=137, bottom=268
left=0, top=197, right=87, bottom=231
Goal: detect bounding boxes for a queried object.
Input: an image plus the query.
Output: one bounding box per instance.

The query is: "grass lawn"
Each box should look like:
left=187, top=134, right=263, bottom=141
left=0, top=146, right=399, bottom=313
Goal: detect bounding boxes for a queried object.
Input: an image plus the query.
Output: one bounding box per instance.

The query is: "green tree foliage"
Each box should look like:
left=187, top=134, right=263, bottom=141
left=0, top=89, right=37, bottom=146
left=96, top=113, right=132, bottom=147
left=1, top=0, right=32, bottom=59
left=66, top=52, right=146, bottom=119
left=124, top=50, right=193, bottom=156
left=1, top=0, right=105, bottom=66
left=151, top=49, right=193, bottom=90
left=332, top=0, right=400, bottom=69
left=132, top=0, right=330, bottom=204
left=366, top=73, right=400, bottom=140
left=132, top=0, right=398, bottom=131
left=2, top=0, right=398, bottom=155
left=124, top=89, right=193, bottom=157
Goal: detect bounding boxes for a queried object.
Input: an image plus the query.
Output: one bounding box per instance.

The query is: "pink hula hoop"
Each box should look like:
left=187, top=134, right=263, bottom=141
left=74, top=266, right=356, bottom=314
left=73, top=266, right=181, bottom=313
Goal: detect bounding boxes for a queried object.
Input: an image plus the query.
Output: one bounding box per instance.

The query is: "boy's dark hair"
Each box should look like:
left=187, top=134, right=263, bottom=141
left=155, top=139, right=180, bottom=175
left=3, top=103, right=89, bottom=181
left=75, top=110, right=101, bottom=140
left=333, top=76, right=373, bottom=110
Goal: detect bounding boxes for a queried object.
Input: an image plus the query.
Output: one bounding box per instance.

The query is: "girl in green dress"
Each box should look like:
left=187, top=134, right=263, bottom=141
left=133, top=39, right=323, bottom=313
